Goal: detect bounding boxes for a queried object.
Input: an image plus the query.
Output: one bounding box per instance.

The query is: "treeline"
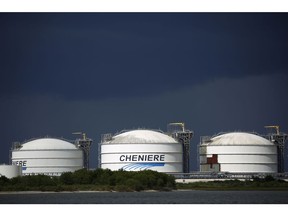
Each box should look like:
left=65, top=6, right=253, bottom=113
left=0, top=169, right=176, bottom=192
left=177, top=176, right=288, bottom=191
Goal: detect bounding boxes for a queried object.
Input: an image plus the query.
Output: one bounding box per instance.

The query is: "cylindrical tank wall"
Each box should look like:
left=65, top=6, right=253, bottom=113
left=11, top=148, right=84, bottom=176
left=199, top=144, right=278, bottom=173
left=100, top=143, right=183, bottom=172
left=0, top=165, right=22, bottom=178
left=199, top=145, right=277, bottom=155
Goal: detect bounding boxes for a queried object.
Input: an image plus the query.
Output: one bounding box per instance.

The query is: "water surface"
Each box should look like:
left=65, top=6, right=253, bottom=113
left=0, top=190, right=288, bottom=204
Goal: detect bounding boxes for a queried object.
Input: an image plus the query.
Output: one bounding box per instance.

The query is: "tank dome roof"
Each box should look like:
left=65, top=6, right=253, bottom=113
left=207, top=132, right=273, bottom=145
left=106, top=129, right=178, bottom=144
left=20, top=138, right=77, bottom=150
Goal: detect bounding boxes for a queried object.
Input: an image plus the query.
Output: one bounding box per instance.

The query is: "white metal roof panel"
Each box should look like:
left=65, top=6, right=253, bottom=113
left=106, top=130, right=178, bottom=144
left=21, top=138, right=77, bottom=150
left=209, top=132, right=273, bottom=145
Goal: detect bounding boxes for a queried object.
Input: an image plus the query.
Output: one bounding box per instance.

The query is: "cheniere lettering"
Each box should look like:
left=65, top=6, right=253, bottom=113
left=13, top=160, right=27, bottom=167
left=119, top=154, right=165, bottom=162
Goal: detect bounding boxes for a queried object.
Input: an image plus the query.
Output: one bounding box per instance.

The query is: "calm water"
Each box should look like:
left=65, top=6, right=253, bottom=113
left=0, top=190, right=288, bottom=204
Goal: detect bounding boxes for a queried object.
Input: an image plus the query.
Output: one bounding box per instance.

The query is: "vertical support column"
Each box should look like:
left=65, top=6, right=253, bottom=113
left=268, top=134, right=287, bottom=173
left=183, top=141, right=190, bottom=173
left=175, top=132, right=193, bottom=173
left=264, top=126, right=287, bottom=173
left=275, top=135, right=286, bottom=173
left=167, top=123, right=193, bottom=173
left=77, top=139, right=93, bottom=170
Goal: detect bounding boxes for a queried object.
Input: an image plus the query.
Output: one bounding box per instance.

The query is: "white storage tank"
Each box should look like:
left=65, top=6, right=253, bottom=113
left=100, top=129, right=183, bottom=172
left=199, top=132, right=278, bottom=173
left=11, top=138, right=84, bottom=176
left=0, top=164, right=22, bottom=179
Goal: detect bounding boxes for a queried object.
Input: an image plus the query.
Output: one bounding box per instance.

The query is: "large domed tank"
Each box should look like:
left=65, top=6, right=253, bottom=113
left=199, top=132, right=278, bottom=173
left=11, top=138, right=84, bottom=176
left=100, top=129, right=183, bottom=172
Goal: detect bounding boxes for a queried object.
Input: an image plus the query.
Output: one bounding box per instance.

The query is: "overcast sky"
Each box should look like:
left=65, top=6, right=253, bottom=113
left=1, top=13, right=288, bottom=171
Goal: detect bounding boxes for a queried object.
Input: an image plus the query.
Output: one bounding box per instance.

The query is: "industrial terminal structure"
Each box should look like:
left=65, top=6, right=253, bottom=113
left=11, top=138, right=84, bottom=176
left=99, top=123, right=193, bottom=173
left=9, top=134, right=93, bottom=176
left=1, top=123, right=287, bottom=181
left=199, top=132, right=278, bottom=173
left=199, top=126, right=288, bottom=174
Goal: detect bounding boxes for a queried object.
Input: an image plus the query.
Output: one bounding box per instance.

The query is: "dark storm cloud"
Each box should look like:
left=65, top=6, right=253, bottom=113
left=1, top=73, right=288, bottom=169
left=1, top=13, right=288, bottom=170
left=1, top=13, right=288, bottom=100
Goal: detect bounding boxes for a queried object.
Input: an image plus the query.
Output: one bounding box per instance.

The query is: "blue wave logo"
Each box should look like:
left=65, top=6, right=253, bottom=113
left=121, top=163, right=165, bottom=171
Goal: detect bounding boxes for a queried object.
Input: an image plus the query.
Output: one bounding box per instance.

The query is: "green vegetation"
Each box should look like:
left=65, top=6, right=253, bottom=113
left=0, top=169, right=176, bottom=192
left=1, top=171, right=287, bottom=192
left=176, top=176, right=288, bottom=191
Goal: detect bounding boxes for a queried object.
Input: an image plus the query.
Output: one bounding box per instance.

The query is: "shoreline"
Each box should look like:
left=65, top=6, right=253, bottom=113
left=1, top=188, right=288, bottom=194
left=0, top=189, right=165, bottom=194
